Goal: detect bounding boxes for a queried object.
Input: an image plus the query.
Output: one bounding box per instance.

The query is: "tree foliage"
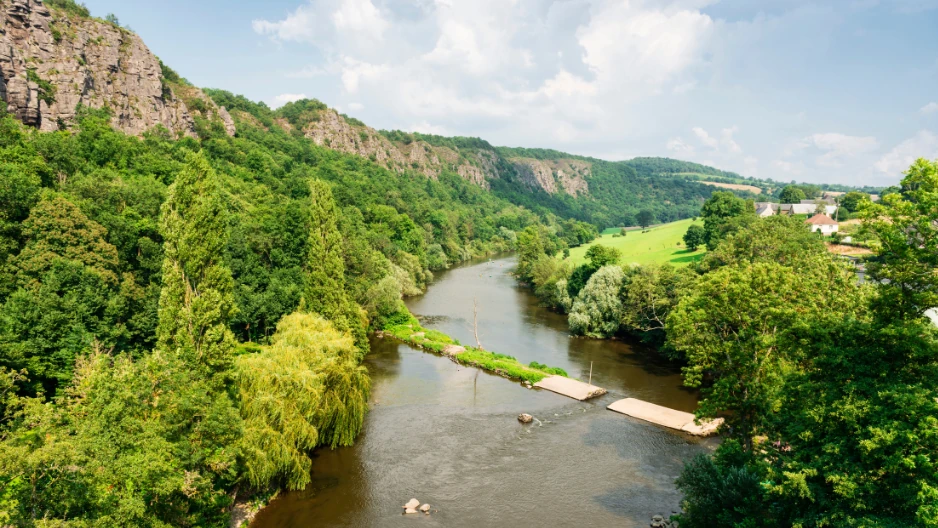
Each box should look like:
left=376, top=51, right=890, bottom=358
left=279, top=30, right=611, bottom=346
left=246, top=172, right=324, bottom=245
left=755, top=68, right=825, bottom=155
left=683, top=224, right=705, bottom=251
left=237, top=312, right=369, bottom=491
left=156, top=152, right=237, bottom=381
left=700, top=191, right=755, bottom=250
left=302, top=180, right=368, bottom=355
left=568, top=265, right=625, bottom=338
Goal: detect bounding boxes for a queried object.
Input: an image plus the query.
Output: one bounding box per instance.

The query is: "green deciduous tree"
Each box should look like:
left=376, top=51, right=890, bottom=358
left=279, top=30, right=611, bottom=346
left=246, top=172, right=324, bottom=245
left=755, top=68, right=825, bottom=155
left=700, top=191, right=755, bottom=250
left=702, top=214, right=827, bottom=271
left=157, top=152, right=238, bottom=380
left=778, top=185, right=806, bottom=204
left=0, top=348, right=243, bottom=527
left=237, top=312, right=369, bottom=490
left=667, top=258, right=864, bottom=449
left=839, top=191, right=869, bottom=213
left=637, top=209, right=656, bottom=229
left=765, top=319, right=938, bottom=527
left=862, top=158, right=938, bottom=320
left=569, top=265, right=625, bottom=338
left=619, top=263, right=696, bottom=353
left=683, top=224, right=705, bottom=251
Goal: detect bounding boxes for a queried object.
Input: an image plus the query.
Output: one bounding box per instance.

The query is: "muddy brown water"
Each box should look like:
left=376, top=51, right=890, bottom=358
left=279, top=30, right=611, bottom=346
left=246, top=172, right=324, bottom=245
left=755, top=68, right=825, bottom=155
left=251, top=256, right=714, bottom=528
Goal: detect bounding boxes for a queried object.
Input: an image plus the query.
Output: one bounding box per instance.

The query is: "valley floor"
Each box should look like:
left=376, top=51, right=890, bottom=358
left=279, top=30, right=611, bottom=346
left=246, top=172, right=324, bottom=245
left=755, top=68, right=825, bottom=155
left=566, top=218, right=706, bottom=267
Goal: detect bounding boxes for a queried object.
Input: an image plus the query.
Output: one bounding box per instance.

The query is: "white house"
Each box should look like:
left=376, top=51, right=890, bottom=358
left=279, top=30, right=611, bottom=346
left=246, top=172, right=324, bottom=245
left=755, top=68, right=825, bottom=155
left=755, top=203, right=776, bottom=217
left=806, top=213, right=839, bottom=235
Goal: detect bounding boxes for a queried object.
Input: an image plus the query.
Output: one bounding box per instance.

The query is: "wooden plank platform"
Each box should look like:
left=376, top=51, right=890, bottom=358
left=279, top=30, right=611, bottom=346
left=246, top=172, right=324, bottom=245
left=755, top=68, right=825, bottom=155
left=607, top=398, right=722, bottom=437
left=533, top=376, right=607, bottom=401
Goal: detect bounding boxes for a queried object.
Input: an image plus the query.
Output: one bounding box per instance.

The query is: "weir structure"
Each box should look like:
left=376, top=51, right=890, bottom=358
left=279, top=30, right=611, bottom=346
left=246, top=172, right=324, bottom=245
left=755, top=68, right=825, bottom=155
left=606, top=398, right=722, bottom=437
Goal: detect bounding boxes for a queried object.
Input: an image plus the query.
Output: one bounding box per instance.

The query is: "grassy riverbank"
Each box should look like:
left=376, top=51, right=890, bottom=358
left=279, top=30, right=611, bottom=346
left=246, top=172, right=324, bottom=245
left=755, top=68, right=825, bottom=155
left=382, top=310, right=568, bottom=383
left=566, top=218, right=705, bottom=267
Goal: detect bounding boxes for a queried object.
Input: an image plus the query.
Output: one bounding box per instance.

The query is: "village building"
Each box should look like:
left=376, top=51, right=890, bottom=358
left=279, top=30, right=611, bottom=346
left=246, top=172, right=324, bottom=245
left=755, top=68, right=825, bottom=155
left=806, top=213, right=839, bottom=235
left=755, top=203, right=776, bottom=217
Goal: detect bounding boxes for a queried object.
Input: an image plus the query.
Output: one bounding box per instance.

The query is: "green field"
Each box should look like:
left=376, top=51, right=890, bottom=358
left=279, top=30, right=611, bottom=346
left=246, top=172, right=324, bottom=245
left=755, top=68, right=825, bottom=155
left=567, top=218, right=706, bottom=267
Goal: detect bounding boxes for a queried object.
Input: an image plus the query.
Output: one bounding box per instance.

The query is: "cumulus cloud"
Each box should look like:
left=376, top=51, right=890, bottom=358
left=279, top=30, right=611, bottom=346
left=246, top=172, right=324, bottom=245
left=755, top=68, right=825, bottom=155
left=250, top=0, right=926, bottom=185
left=875, top=130, right=938, bottom=175
left=271, top=93, right=308, bottom=108
left=795, top=133, right=879, bottom=167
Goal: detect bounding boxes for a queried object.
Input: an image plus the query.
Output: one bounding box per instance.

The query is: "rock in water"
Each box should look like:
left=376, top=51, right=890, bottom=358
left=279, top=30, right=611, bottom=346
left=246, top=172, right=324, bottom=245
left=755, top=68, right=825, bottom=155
left=404, top=507, right=418, bottom=515
left=420, top=504, right=430, bottom=512
left=518, top=413, right=533, bottom=424
left=403, top=498, right=419, bottom=510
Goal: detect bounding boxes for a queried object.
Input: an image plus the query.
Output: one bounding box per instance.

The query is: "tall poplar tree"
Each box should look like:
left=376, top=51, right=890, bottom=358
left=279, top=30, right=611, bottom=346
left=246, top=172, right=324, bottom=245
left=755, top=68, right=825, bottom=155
left=157, top=152, right=238, bottom=379
left=303, top=179, right=368, bottom=356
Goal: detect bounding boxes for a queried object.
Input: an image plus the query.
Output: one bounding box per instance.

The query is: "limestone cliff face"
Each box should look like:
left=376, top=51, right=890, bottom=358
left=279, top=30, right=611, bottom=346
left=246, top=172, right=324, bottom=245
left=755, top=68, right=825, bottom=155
left=0, top=0, right=226, bottom=137
left=509, top=158, right=590, bottom=196
left=302, top=109, right=496, bottom=188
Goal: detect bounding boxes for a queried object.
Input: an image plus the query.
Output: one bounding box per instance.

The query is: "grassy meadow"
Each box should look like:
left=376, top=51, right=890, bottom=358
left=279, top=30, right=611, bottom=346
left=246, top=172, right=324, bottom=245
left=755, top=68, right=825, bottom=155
left=569, top=218, right=705, bottom=267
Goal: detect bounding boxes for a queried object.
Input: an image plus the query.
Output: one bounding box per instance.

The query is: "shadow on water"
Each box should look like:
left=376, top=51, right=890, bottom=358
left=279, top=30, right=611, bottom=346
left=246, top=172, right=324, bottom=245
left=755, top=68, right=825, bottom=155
left=251, top=255, right=709, bottom=528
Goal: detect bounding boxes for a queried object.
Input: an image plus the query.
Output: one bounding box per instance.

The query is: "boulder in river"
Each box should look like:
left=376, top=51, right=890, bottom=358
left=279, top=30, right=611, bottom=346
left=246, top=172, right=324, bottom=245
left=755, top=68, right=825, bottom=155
left=420, top=504, right=430, bottom=513
left=518, top=413, right=533, bottom=424
left=403, top=498, right=419, bottom=510
left=404, top=507, right=418, bottom=514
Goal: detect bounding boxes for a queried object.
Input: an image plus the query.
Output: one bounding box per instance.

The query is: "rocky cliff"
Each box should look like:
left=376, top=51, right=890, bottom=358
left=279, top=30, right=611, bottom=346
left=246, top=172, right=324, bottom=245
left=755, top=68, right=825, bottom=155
left=509, top=158, right=590, bottom=197
left=299, top=107, right=594, bottom=195
left=0, top=0, right=231, bottom=137
left=302, top=108, right=499, bottom=188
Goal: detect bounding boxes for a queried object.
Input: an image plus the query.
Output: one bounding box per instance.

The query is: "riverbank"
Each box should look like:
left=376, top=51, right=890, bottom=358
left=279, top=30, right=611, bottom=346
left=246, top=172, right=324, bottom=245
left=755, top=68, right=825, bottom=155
left=380, top=308, right=569, bottom=383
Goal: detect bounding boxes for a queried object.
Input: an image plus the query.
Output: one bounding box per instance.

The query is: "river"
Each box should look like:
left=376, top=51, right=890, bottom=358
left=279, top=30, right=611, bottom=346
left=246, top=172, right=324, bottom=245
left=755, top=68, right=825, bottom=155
left=251, top=256, right=713, bottom=527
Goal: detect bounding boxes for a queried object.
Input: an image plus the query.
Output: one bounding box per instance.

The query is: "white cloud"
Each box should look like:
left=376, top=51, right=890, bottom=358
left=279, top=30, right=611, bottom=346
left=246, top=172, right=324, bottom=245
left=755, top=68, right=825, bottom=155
left=921, top=102, right=938, bottom=114
left=667, top=137, right=695, bottom=154
left=409, top=121, right=450, bottom=135
left=795, top=133, right=879, bottom=167
left=347, top=102, right=364, bottom=111
left=338, top=56, right=388, bottom=93
left=331, top=0, right=387, bottom=35
left=875, top=130, right=938, bottom=175
left=271, top=93, right=308, bottom=108
left=693, top=127, right=719, bottom=148
left=722, top=126, right=742, bottom=154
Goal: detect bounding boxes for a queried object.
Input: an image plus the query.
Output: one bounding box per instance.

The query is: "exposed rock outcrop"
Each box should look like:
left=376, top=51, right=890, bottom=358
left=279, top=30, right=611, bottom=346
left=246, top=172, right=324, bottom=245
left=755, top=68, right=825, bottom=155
left=302, top=108, right=496, bottom=188
left=510, top=158, right=590, bottom=196
left=0, top=0, right=198, bottom=136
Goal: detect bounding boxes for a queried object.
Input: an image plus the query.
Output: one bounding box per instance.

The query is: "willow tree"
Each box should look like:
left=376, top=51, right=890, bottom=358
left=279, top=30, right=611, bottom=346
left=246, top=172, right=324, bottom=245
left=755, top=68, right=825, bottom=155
left=237, top=312, right=369, bottom=490
left=157, top=152, right=237, bottom=380
left=303, top=179, right=368, bottom=356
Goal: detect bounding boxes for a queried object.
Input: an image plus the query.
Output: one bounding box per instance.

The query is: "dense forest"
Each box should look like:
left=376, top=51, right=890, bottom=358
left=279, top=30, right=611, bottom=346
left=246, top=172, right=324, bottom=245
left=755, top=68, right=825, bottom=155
left=0, top=91, right=600, bottom=524
left=516, top=166, right=938, bottom=525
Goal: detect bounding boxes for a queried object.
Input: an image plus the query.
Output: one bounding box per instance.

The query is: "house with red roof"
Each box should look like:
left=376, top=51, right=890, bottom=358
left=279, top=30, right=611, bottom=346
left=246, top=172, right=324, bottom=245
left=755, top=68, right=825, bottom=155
left=805, top=213, right=839, bottom=236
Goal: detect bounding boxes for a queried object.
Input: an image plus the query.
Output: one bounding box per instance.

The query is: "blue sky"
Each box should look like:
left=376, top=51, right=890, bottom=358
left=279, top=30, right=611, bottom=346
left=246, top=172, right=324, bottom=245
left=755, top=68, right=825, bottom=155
left=83, top=0, right=938, bottom=186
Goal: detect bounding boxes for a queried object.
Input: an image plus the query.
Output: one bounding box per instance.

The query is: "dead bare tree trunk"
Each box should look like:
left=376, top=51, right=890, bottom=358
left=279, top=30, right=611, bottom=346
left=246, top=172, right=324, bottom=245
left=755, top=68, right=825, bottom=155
left=473, top=298, right=483, bottom=350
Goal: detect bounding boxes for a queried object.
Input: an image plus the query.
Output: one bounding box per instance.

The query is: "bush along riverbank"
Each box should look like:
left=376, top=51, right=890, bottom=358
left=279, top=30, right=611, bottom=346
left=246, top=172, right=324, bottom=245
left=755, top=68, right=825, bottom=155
left=380, top=309, right=568, bottom=383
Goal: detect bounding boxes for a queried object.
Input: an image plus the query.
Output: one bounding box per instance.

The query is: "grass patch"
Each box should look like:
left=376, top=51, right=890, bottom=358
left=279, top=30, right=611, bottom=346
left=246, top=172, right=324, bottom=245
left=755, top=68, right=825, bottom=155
left=382, top=309, right=566, bottom=383
left=565, top=218, right=705, bottom=267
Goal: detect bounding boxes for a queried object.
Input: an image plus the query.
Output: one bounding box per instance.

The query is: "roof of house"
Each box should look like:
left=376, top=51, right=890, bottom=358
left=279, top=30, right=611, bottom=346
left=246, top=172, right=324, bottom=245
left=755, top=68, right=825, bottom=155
left=755, top=204, right=775, bottom=216
left=806, top=213, right=838, bottom=225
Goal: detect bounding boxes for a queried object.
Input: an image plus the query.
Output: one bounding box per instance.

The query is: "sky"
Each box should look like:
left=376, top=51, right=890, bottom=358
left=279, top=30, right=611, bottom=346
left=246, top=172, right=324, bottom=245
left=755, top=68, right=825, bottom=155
left=82, top=0, right=938, bottom=187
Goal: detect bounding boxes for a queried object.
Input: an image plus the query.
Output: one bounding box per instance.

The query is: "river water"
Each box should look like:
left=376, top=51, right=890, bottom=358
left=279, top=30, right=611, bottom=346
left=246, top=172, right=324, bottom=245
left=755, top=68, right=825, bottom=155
left=251, top=256, right=713, bottom=528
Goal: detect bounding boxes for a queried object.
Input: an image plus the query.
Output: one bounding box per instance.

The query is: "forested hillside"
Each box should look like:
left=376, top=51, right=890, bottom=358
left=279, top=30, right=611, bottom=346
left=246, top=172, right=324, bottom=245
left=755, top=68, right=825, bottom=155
left=0, top=60, right=595, bottom=525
